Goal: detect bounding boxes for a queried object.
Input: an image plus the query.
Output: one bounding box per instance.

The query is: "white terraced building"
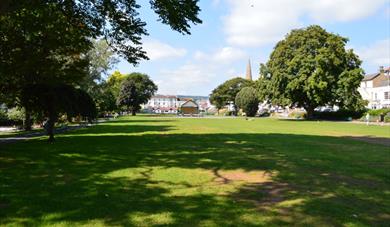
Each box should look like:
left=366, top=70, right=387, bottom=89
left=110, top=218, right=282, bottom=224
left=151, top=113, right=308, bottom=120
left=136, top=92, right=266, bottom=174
left=143, top=95, right=211, bottom=114
left=358, top=66, right=390, bottom=109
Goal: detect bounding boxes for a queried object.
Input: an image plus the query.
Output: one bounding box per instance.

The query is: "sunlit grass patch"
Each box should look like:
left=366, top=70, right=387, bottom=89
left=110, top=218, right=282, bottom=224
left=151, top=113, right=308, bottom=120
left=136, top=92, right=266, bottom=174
left=0, top=116, right=389, bottom=226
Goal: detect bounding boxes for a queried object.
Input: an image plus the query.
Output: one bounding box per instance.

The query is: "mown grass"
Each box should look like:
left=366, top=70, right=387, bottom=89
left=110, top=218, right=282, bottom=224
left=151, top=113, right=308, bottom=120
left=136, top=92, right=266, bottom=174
left=0, top=116, right=389, bottom=226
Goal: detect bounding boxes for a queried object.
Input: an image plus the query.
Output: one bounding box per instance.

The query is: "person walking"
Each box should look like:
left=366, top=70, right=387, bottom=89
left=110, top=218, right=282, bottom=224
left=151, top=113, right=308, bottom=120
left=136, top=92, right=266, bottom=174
left=365, top=112, right=370, bottom=126
left=380, top=113, right=385, bottom=126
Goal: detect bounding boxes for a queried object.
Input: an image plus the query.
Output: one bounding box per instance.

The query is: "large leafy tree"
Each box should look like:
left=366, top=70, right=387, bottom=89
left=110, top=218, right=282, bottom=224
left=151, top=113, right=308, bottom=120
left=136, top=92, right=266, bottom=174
left=235, top=87, right=259, bottom=117
left=0, top=3, right=91, bottom=129
left=0, top=0, right=201, bottom=63
left=0, top=0, right=201, bottom=129
left=210, top=77, right=253, bottom=115
left=117, top=73, right=157, bottom=115
left=107, top=71, right=129, bottom=98
left=259, top=25, right=365, bottom=118
left=81, top=39, right=119, bottom=94
left=21, top=84, right=97, bottom=142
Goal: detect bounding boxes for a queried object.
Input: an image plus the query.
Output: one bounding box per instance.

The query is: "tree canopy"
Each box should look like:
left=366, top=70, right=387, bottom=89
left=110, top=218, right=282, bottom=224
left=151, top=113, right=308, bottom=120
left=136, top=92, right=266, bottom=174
left=116, top=73, right=157, bottom=115
left=21, top=83, right=97, bottom=141
left=0, top=0, right=201, bottom=64
left=235, top=87, right=259, bottom=117
left=210, top=77, right=253, bottom=115
left=0, top=0, right=201, bottom=132
left=258, top=25, right=365, bottom=118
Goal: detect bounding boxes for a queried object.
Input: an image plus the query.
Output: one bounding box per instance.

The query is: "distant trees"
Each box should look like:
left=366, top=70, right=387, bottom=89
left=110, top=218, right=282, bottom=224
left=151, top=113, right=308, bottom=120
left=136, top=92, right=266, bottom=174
left=210, top=77, right=253, bottom=115
left=258, top=25, right=365, bottom=118
left=117, top=73, right=157, bottom=116
left=235, top=87, right=259, bottom=117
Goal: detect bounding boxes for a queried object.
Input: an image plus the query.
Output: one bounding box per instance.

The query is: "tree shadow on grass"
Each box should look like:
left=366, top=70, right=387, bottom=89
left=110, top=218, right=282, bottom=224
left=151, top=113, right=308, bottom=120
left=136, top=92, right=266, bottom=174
left=69, top=125, right=175, bottom=135
left=102, top=118, right=176, bottom=124
left=0, top=122, right=389, bottom=226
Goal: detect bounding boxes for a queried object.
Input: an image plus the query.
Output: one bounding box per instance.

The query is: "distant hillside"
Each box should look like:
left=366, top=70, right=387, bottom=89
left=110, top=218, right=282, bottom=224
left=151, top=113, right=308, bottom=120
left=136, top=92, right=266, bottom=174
left=177, top=95, right=209, bottom=100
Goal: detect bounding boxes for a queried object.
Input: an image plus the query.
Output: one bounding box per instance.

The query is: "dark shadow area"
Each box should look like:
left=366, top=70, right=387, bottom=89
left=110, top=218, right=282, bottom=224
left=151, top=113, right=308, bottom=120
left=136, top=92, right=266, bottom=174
left=0, top=120, right=389, bottom=226
left=69, top=124, right=174, bottom=135
left=102, top=118, right=176, bottom=124
left=344, top=136, right=390, bottom=147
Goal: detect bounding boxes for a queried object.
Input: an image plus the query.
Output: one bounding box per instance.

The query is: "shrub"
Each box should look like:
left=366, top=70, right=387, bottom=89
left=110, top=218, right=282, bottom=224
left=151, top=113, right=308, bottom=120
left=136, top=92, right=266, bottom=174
left=6, top=107, right=24, bottom=125
left=367, top=108, right=390, bottom=116
left=385, top=116, right=390, bottom=123
left=0, top=109, right=9, bottom=125
left=235, top=87, right=259, bottom=117
left=313, top=109, right=365, bottom=121
left=288, top=111, right=306, bottom=119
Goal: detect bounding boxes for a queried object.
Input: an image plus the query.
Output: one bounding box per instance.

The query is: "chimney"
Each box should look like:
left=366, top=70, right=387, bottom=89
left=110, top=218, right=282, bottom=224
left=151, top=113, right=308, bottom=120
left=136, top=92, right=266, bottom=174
left=246, top=59, right=252, bottom=81
left=379, top=66, right=384, bottom=73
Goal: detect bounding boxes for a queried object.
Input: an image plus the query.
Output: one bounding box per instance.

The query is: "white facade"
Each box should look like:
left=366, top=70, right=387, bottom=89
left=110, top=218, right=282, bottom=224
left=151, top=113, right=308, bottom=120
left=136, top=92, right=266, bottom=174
left=143, top=95, right=211, bottom=114
left=359, top=85, right=390, bottom=109
left=358, top=68, right=390, bottom=109
left=144, top=95, right=178, bottom=114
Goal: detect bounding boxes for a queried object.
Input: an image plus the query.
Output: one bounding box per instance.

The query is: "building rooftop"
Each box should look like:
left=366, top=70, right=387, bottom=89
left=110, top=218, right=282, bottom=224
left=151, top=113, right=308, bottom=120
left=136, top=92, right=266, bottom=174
left=362, top=73, right=380, bottom=81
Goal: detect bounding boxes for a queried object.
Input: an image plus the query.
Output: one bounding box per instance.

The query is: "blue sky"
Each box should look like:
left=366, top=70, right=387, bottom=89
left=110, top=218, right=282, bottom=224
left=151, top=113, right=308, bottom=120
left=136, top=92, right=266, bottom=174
left=111, top=0, right=390, bottom=96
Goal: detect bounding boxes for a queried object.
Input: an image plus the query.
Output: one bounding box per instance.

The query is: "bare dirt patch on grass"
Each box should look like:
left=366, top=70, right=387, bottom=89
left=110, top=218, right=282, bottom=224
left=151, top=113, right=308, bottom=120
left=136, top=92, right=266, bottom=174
left=212, top=169, right=275, bottom=184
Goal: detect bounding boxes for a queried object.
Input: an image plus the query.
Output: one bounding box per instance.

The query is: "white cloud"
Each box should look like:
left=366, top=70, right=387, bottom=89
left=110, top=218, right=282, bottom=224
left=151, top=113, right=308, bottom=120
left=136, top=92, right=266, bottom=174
left=194, top=47, right=247, bottom=64
left=223, top=0, right=387, bottom=47
left=156, top=64, right=217, bottom=95
left=306, top=0, right=387, bottom=22
left=143, top=39, right=187, bottom=60
left=156, top=47, right=249, bottom=95
left=356, top=39, right=390, bottom=69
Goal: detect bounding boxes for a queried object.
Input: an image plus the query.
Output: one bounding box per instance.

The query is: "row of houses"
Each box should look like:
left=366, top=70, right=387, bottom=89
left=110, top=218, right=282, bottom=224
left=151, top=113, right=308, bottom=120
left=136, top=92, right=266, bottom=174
left=142, top=95, right=211, bottom=114
left=358, top=66, right=390, bottom=109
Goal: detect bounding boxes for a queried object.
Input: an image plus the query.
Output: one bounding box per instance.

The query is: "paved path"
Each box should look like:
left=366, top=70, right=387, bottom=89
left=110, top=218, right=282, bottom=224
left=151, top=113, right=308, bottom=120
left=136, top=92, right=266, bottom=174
left=0, top=125, right=86, bottom=144
left=0, top=119, right=109, bottom=144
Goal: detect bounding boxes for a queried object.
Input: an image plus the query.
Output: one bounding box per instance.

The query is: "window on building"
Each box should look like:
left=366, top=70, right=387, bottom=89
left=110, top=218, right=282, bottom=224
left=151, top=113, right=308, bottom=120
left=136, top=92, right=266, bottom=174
left=375, top=93, right=378, bottom=100
left=385, top=92, right=389, bottom=100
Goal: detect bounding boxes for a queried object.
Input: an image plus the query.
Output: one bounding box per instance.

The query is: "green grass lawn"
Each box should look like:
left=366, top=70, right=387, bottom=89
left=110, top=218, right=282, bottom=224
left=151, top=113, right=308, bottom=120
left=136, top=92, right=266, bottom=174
left=0, top=116, right=389, bottom=226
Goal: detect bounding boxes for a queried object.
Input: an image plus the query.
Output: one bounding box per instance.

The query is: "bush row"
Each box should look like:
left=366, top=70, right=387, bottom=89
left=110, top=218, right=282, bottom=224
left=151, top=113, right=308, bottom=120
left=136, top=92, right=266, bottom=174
left=312, top=110, right=365, bottom=121
left=0, top=108, right=24, bottom=126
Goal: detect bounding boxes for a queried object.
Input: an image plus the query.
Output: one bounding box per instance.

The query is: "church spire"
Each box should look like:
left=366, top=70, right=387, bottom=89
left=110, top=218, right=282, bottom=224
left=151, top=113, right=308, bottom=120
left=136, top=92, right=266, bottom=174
left=246, top=59, right=252, bottom=81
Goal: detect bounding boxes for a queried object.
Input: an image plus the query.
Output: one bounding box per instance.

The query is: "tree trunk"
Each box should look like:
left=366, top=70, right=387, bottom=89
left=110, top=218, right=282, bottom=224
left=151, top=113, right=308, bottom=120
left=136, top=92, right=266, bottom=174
left=132, top=110, right=136, bottom=116
left=46, top=114, right=56, bottom=142
left=24, top=108, right=32, bottom=131
left=305, top=106, right=315, bottom=119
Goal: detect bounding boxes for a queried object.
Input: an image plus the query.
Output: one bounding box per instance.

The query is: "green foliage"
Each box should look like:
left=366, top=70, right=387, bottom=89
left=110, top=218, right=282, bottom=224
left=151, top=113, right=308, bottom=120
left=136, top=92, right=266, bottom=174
left=0, top=2, right=90, bottom=105
left=107, top=71, right=129, bottom=98
left=21, top=83, right=97, bottom=141
left=81, top=39, right=119, bottom=98
left=116, top=73, right=157, bottom=115
left=261, top=25, right=365, bottom=118
left=235, top=87, right=259, bottom=117
left=0, top=0, right=201, bottom=128
left=367, top=108, right=390, bottom=116
left=150, top=0, right=202, bottom=35
left=6, top=107, right=25, bottom=123
left=0, top=0, right=201, bottom=65
left=313, top=110, right=365, bottom=120
left=210, top=77, right=253, bottom=114
left=93, top=82, right=118, bottom=114
left=0, top=108, right=11, bottom=126
left=385, top=116, right=390, bottom=123
left=288, top=111, right=306, bottom=119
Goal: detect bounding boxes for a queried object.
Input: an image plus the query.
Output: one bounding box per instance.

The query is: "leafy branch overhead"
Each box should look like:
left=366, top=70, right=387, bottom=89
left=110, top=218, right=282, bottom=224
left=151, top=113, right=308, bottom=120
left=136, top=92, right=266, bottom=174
left=0, top=0, right=202, bottom=65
